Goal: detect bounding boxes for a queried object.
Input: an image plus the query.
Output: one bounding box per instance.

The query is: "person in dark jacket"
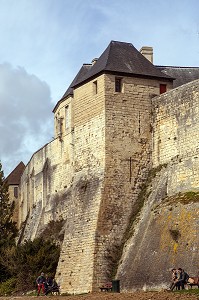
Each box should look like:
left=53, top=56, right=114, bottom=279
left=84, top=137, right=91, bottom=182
left=45, top=278, right=60, bottom=295
left=181, top=269, right=189, bottom=289
left=45, top=274, right=53, bottom=289
left=36, top=272, right=46, bottom=296
left=170, top=268, right=184, bottom=290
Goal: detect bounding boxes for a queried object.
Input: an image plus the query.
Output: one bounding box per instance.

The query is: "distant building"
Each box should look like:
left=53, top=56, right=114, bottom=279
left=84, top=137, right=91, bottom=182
left=5, top=161, right=25, bottom=227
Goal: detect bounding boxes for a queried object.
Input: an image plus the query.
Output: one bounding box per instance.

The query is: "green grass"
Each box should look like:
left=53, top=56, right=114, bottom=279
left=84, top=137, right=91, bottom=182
left=174, top=288, right=199, bottom=295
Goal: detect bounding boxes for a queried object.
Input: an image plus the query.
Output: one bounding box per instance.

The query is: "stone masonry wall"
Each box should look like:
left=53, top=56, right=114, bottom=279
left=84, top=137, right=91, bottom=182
left=117, top=80, right=199, bottom=291
left=19, top=71, right=174, bottom=293
left=8, top=185, right=20, bottom=227
left=92, top=75, right=173, bottom=287
left=55, top=74, right=106, bottom=294
left=19, top=95, right=74, bottom=240
left=152, top=79, right=199, bottom=195
left=117, top=165, right=199, bottom=291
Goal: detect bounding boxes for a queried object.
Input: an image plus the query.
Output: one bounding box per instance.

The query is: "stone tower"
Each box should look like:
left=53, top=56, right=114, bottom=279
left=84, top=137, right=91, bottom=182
left=19, top=41, right=174, bottom=293
left=54, top=41, right=173, bottom=293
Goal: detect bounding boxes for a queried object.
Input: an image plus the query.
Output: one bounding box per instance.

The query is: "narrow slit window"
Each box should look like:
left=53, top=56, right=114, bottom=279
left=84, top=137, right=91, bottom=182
left=93, top=81, right=98, bottom=94
left=160, top=84, right=167, bottom=94
left=115, top=77, right=122, bottom=92
left=138, top=111, right=141, bottom=134
left=65, top=106, right=69, bottom=129
left=14, top=187, right=18, bottom=198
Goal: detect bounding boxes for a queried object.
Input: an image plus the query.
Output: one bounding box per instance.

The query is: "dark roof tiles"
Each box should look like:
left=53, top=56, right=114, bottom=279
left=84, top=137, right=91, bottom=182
left=5, top=161, right=25, bottom=185
left=53, top=40, right=174, bottom=112
left=157, top=66, right=199, bottom=88
left=53, top=64, right=91, bottom=113
left=72, top=41, right=172, bottom=87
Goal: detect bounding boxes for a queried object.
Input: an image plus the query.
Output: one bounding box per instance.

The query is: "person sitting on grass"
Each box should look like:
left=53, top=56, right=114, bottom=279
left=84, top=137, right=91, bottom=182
left=45, top=278, right=60, bottom=296
left=169, top=268, right=177, bottom=290
left=170, top=268, right=187, bottom=291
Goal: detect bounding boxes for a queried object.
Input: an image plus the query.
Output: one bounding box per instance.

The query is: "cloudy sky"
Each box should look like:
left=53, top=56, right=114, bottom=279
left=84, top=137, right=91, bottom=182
left=0, top=0, right=199, bottom=176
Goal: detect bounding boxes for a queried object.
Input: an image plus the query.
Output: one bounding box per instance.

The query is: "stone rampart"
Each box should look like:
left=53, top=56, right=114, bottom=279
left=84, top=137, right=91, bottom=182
left=19, top=125, right=74, bottom=240
left=152, top=79, right=199, bottom=195
left=19, top=71, right=175, bottom=293
left=117, top=80, right=199, bottom=290
left=55, top=75, right=106, bottom=294
left=92, top=75, right=162, bottom=286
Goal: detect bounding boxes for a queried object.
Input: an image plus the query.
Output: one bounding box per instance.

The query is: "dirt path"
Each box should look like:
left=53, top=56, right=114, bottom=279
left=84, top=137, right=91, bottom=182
left=0, top=291, right=198, bottom=300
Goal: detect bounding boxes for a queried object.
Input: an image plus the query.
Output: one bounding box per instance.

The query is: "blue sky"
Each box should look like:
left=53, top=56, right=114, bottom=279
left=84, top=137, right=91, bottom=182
left=0, top=0, right=199, bottom=175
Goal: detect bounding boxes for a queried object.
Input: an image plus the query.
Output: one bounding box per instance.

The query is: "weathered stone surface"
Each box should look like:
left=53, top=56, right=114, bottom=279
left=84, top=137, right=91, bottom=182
left=117, top=80, right=199, bottom=290
left=19, top=67, right=199, bottom=294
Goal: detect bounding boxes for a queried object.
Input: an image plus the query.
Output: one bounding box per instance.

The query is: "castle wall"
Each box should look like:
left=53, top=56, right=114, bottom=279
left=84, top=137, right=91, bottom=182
left=93, top=75, right=173, bottom=286
left=54, top=96, right=73, bottom=139
left=55, top=74, right=106, bottom=293
left=8, top=185, right=20, bottom=227
left=19, top=69, right=175, bottom=293
left=19, top=119, right=74, bottom=240
left=117, top=165, right=199, bottom=291
left=117, top=80, right=199, bottom=291
left=152, top=79, right=199, bottom=194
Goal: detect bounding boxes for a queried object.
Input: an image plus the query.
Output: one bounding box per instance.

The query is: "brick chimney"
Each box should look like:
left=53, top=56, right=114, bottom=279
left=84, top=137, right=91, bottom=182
left=91, top=58, right=98, bottom=65
left=140, top=46, right=153, bottom=64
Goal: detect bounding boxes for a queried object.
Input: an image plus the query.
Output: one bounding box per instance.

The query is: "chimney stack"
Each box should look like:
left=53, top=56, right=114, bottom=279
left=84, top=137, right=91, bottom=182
left=91, top=58, right=98, bottom=65
left=140, top=46, right=153, bottom=64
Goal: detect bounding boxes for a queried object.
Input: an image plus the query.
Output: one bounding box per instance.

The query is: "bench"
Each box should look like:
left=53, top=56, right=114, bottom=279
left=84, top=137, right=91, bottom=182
left=186, top=277, right=199, bottom=289
left=99, top=282, right=112, bottom=292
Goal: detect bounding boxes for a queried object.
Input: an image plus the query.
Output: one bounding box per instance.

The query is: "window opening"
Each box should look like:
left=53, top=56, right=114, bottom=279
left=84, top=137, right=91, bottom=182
left=138, top=111, right=141, bottom=134
left=14, top=187, right=18, bottom=198
left=65, top=106, right=69, bottom=129
left=129, top=157, right=132, bottom=183
left=93, top=81, right=98, bottom=94
left=115, top=77, right=122, bottom=92
left=160, top=84, right=167, bottom=94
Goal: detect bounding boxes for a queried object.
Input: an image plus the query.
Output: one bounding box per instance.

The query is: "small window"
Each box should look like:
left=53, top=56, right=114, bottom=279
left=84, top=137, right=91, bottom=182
left=57, top=117, right=63, bottom=135
left=115, top=77, right=122, bottom=92
left=14, top=187, right=18, bottom=198
left=93, top=81, right=97, bottom=94
left=65, top=106, right=69, bottom=129
left=160, top=84, right=167, bottom=94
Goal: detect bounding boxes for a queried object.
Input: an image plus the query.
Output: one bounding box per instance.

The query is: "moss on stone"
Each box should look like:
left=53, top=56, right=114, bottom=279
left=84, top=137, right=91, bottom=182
left=110, top=164, right=168, bottom=278
left=154, top=191, right=199, bottom=210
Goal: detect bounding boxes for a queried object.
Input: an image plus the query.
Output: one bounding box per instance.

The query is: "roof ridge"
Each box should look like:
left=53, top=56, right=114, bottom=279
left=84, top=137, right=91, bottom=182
left=104, top=41, right=113, bottom=69
left=157, top=65, right=199, bottom=69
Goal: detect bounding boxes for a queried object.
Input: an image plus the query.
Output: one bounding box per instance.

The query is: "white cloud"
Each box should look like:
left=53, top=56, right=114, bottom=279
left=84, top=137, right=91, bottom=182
left=0, top=63, right=53, bottom=176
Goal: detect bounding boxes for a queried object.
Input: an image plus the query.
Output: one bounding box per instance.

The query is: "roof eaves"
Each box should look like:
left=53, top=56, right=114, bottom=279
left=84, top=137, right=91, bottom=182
left=72, top=43, right=112, bottom=87
left=53, top=64, right=92, bottom=113
left=72, top=68, right=173, bottom=89
left=52, top=92, right=73, bottom=113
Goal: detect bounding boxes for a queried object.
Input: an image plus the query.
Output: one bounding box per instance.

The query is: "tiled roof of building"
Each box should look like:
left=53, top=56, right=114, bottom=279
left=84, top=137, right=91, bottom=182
left=53, top=41, right=174, bottom=112
left=157, top=66, right=199, bottom=88
left=5, top=161, right=25, bottom=185
left=72, top=41, right=173, bottom=87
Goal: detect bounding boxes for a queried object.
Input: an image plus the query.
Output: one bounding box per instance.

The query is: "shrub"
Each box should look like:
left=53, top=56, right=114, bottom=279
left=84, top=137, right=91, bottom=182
left=0, top=238, right=60, bottom=293
left=0, top=277, right=16, bottom=296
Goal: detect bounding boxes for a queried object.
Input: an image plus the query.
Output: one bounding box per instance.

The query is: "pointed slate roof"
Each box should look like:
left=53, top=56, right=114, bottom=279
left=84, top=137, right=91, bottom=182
left=53, top=64, right=92, bottom=113
left=5, top=161, right=25, bottom=185
left=53, top=40, right=174, bottom=113
left=72, top=41, right=173, bottom=87
left=157, top=66, right=199, bottom=88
